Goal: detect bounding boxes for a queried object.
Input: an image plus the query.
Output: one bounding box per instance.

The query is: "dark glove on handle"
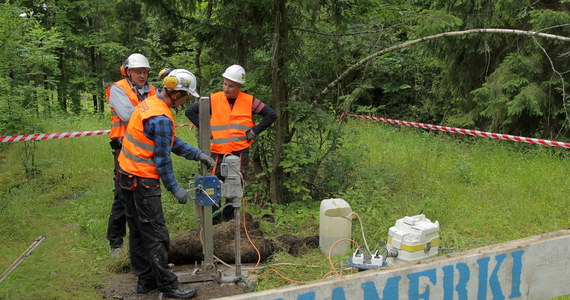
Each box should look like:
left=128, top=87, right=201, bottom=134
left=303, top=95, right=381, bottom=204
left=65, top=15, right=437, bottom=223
left=198, top=152, right=215, bottom=172
left=174, top=188, right=189, bottom=204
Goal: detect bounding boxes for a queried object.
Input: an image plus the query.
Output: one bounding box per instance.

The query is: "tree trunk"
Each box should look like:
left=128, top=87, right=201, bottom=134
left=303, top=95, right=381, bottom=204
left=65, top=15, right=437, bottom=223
left=90, top=46, right=98, bottom=113
left=57, top=48, right=67, bottom=112
left=194, top=0, right=213, bottom=94
left=270, top=0, right=289, bottom=205
left=96, top=51, right=105, bottom=113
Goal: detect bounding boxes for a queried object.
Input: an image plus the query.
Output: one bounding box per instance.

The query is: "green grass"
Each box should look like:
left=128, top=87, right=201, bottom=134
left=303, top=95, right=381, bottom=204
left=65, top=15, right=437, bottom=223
left=347, top=119, right=569, bottom=246
left=1, top=114, right=569, bottom=298
left=0, top=114, right=110, bottom=299
left=249, top=118, right=570, bottom=293
left=0, top=111, right=201, bottom=299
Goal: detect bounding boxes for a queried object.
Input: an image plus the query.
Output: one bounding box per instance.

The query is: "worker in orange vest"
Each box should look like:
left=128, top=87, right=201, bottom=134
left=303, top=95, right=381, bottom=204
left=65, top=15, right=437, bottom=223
left=117, top=69, right=214, bottom=299
left=105, top=53, right=156, bottom=256
left=184, top=64, right=277, bottom=180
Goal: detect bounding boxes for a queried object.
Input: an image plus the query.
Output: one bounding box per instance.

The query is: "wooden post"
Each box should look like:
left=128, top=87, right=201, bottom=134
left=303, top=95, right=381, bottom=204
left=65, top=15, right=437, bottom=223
left=198, top=96, right=216, bottom=281
left=0, top=235, right=46, bottom=284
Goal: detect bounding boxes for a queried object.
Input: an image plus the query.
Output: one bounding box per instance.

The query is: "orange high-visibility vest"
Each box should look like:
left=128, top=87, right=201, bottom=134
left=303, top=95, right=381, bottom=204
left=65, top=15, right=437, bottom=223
left=118, top=96, right=174, bottom=179
left=106, top=78, right=156, bottom=139
left=209, top=91, right=255, bottom=154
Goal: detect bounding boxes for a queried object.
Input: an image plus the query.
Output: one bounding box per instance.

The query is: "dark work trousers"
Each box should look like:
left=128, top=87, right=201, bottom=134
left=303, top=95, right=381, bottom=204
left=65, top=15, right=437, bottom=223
left=106, top=139, right=126, bottom=248
left=119, top=173, right=178, bottom=288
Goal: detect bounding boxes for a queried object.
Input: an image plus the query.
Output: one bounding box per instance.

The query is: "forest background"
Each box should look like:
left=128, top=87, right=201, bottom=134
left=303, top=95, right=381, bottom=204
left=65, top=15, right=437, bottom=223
left=0, top=0, right=569, bottom=298
left=1, top=0, right=569, bottom=204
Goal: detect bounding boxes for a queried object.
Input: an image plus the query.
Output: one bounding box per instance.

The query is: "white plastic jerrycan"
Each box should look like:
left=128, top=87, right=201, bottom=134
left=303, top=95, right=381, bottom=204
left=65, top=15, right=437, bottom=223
left=319, top=198, right=352, bottom=257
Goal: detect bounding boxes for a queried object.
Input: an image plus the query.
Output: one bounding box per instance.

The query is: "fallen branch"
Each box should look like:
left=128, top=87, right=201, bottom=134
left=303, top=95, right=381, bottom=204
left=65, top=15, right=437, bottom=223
left=320, top=28, right=570, bottom=96
left=0, top=235, right=46, bottom=284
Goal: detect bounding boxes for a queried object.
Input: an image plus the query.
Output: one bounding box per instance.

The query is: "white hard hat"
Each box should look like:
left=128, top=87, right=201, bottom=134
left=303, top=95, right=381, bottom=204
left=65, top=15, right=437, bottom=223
left=222, top=64, right=246, bottom=85
left=125, top=53, right=150, bottom=69
left=162, top=69, right=199, bottom=97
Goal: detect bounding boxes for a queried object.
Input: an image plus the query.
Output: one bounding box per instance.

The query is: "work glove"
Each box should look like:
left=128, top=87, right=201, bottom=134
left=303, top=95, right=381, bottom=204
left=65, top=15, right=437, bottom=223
left=174, top=188, right=189, bottom=204
left=246, top=129, right=255, bottom=141
left=198, top=152, right=215, bottom=172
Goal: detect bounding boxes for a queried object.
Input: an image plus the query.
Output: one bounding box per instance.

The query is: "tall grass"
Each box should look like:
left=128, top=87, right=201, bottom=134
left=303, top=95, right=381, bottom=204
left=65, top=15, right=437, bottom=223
left=247, top=118, right=570, bottom=293
left=0, top=114, right=569, bottom=298
left=342, top=119, right=570, bottom=252
left=0, top=113, right=111, bottom=298
left=0, top=111, right=200, bottom=299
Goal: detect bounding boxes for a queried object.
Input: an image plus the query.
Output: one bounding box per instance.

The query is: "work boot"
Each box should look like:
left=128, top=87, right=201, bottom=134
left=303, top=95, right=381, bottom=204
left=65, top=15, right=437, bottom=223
left=159, top=284, right=197, bottom=299
left=136, top=278, right=158, bottom=294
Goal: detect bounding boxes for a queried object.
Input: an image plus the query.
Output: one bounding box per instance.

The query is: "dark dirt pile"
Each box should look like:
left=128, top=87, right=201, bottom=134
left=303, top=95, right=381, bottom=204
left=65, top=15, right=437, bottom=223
left=101, top=213, right=319, bottom=299
left=169, top=213, right=318, bottom=264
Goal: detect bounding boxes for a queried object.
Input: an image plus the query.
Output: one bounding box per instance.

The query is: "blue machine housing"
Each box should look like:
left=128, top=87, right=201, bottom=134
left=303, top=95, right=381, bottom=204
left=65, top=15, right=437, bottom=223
left=194, top=175, right=222, bottom=206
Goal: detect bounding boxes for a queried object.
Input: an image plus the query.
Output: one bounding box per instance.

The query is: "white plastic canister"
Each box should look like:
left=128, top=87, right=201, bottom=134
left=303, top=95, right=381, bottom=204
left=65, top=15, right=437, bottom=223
left=319, top=198, right=352, bottom=257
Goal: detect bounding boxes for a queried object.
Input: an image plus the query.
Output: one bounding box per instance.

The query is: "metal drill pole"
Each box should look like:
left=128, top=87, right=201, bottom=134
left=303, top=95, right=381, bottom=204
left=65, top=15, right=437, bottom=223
left=234, top=196, right=241, bottom=279
left=221, top=155, right=243, bottom=282
left=198, top=96, right=216, bottom=280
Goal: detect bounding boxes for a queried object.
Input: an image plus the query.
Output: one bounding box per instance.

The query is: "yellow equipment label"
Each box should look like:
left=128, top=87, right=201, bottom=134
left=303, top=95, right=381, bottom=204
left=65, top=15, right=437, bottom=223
left=387, top=236, right=440, bottom=252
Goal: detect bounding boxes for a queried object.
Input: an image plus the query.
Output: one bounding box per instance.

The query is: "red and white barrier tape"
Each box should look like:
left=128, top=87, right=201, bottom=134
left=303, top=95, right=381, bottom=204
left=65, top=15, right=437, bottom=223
left=0, top=124, right=193, bottom=143
left=341, top=112, right=570, bottom=149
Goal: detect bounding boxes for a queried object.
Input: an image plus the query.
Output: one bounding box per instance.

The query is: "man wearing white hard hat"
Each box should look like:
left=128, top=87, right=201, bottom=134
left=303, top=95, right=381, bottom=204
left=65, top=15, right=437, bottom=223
left=184, top=64, right=277, bottom=181
left=105, top=53, right=156, bottom=257
left=117, top=69, right=214, bottom=299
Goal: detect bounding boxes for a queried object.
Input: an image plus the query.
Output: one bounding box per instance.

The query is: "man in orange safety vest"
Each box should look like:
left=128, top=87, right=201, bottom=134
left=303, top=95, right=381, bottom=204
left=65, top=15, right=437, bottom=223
left=105, top=53, right=156, bottom=256
left=184, top=64, right=277, bottom=180
left=117, top=69, right=214, bottom=299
